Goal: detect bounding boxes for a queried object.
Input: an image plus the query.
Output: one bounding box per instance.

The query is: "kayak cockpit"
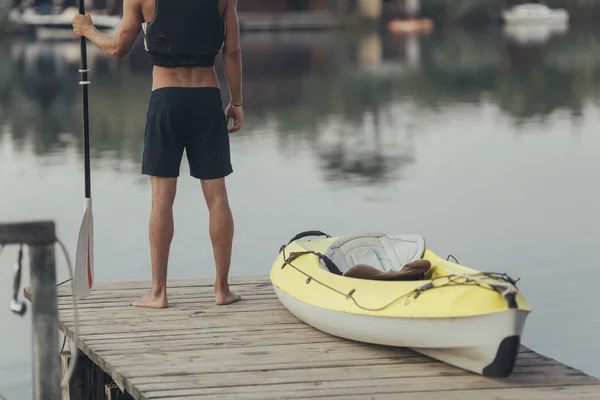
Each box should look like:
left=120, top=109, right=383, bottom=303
left=305, top=232, right=433, bottom=281
left=320, top=232, right=426, bottom=273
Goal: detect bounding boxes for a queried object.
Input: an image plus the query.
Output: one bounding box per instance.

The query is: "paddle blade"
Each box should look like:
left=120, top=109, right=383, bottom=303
left=74, top=198, right=94, bottom=299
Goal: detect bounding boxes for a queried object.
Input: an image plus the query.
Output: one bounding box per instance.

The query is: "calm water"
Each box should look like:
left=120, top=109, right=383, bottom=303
left=1, top=24, right=600, bottom=398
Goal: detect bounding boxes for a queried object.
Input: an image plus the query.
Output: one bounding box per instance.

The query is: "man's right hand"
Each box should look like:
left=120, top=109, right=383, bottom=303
left=225, top=103, right=244, bottom=133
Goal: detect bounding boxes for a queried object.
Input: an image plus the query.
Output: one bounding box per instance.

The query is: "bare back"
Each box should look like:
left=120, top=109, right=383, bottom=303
left=140, top=0, right=229, bottom=91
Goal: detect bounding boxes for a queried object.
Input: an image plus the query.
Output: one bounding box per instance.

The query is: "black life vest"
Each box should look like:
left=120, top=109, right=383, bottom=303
left=142, top=0, right=225, bottom=68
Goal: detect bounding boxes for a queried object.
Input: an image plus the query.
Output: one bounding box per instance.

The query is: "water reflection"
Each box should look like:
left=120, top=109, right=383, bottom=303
left=1, top=25, right=600, bottom=182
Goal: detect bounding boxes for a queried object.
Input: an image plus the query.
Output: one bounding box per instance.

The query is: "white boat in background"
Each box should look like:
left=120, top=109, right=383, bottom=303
left=9, top=6, right=120, bottom=38
left=502, top=3, right=569, bottom=25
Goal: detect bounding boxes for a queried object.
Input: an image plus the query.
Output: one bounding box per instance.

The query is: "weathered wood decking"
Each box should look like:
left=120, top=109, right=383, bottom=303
left=25, top=276, right=600, bottom=399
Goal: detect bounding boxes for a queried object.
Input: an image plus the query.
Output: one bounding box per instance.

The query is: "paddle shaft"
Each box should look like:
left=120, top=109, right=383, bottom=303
left=78, top=0, right=91, bottom=199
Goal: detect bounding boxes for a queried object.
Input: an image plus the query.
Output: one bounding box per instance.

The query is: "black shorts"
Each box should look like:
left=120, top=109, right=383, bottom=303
left=142, top=87, right=233, bottom=180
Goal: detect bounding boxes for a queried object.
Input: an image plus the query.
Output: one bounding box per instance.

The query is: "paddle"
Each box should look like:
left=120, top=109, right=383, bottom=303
left=73, top=0, right=94, bottom=299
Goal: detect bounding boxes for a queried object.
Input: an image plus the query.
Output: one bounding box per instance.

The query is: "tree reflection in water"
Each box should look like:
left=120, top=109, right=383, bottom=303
left=1, top=24, right=600, bottom=183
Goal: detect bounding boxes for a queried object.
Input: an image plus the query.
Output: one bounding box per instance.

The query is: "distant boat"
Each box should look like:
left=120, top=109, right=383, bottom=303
left=387, top=18, right=433, bottom=35
left=502, top=3, right=568, bottom=25
left=9, top=6, right=121, bottom=31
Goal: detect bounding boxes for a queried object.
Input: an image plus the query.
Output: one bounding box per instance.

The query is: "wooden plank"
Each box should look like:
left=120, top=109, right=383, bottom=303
left=56, top=299, right=283, bottom=314
left=56, top=284, right=275, bottom=298
left=89, top=336, right=347, bottom=354
left=58, top=313, right=303, bottom=331
left=57, top=317, right=303, bottom=335
left=57, top=318, right=302, bottom=337
left=0, top=220, right=55, bottom=245
left=63, top=325, right=535, bottom=356
left=64, top=322, right=314, bottom=340
left=95, top=345, right=536, bottom=370
left=88, top=334, right=528, bottom=361
left=59, top=276, right=270, bottom=292
left=144, top=378, right=600, bottom=400
left=72, top=334, right=540, bottom=356
left=60, top=351, right=77, bottom=400
left=92, top=339, right=356, bottom=357
left=315, top=385, right=600, bottom=400
left=57, top=311, right=286, bottom=328
left=130, top=363, right=580, bottom=391
left=57, top=307, right=290, bottom=324
left=101, top=341, right=417, bottom=364
left=128, top=356, right=442, bottom=379
left=56, top=297, right=278, bottom=311
left=109, top=347, right=426, bottom=368
left=24, top=276, right=273, bottom=301
left=129, top=362, right=576, bottom=390
left=114, top=353, right=432, bottom=374
left=55, top=283, right=275, bottom=301
left=56, top=293, right=277, bottom=307
left=105, top=383, right=135, bottom=400
left=57, top=313, right=299, bottom=329
left=131, top=363, right=470, bottom=391
left=102, top=345, right=533, bottom=369
left=82, top=325, right=320, bottom=344
left=109, top=354, right=553, bottom=380
left=83, top=327, right=337, bottom=345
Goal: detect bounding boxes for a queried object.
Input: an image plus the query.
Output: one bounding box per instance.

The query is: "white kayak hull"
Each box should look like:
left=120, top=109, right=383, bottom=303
left=274, top=285, right=529, bottom=377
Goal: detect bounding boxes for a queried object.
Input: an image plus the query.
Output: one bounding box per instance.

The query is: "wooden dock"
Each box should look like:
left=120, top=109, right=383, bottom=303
left=24, top=276, right=600, bottom=400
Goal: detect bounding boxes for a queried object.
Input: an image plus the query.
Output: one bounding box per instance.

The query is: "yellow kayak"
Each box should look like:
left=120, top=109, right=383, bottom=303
left=270, top=231, right=532, bottom=377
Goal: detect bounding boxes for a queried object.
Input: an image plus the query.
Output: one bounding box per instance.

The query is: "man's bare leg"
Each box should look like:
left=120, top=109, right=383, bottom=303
left=201, top=178, right=241, bottom=305
left=131, top=176, right=177, bottom=309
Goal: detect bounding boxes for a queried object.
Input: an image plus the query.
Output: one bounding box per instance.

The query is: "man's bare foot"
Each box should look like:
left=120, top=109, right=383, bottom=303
left=216, top=290, right=241, bottom=305
left=130, top=290, right=168, bottom=309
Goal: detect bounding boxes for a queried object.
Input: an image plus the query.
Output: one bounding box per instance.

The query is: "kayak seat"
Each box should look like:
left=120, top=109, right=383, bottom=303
left=343, top=259, right=432, bottom=281
left=321, top=232, right=427, bottom=279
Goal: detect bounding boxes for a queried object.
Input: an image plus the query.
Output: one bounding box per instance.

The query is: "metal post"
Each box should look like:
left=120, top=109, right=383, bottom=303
left=0, top=221, right=60, bottom=400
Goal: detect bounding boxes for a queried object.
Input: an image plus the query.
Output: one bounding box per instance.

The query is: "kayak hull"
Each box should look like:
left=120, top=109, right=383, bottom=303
left=274, top=285, right=528, bottom=377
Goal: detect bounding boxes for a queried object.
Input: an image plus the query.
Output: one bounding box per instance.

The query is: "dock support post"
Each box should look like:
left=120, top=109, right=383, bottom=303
left=60, top=351, right=86, bottom=400
left=30, top=242, right=61, bottom=400
left=61, top=342, right=129, bottom=400
left=1, top=221, right=60, bottom=400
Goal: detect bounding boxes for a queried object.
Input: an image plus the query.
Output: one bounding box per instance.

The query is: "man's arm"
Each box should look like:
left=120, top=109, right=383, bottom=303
left=72, top=0, right=143, bottom=59
left=222, top=0, right=243, bottom=105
